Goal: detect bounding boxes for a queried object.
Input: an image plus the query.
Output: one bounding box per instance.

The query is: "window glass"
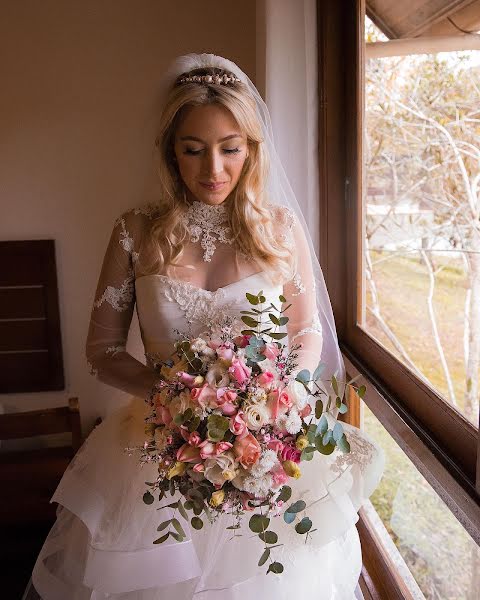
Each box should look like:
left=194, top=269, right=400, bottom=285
left=363, top=16, right=480, bottom=426
left=363, top=404, right=480, bottom=599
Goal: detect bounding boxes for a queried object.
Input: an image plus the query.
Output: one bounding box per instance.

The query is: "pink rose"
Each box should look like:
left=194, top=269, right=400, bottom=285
left=280, top=445, right=301, bottom=464
left=192, top=462, right=205, bottom=473
left=215, top=441, right=233, bottom=455
left=216, top=343, right=235, bottom=363
left=267, top=439, right=284, bottom=453
left=257, top=371, right=274, bottom=387
left=233, top=433, right=261, bottom=468
left=191, top=383, right=217, bottom=408
left=220, top=402, right=237, bottom=416
left=217, top=388, right=237, bottom=404
left=233, top=334, right=251, bottom=348
left=271, top=463, right=288, bottom=488
left=199, top=440, right=216, bottom=459
left=299, top=404, right=312, bottom=418
left=176, top=443, right=202, bottom=463
left=155, top=405, right=173, bottom=425
left=188, top=431, right=202, bottom=447
left=266, top=389, right=291, bottom=420
left=262, top=342, right=280, bottom=360
left=177, top=371, right=196, bottom=387
left=229, top=411, right=247, bottom=437
left=229, top=358, right=251, bottom=385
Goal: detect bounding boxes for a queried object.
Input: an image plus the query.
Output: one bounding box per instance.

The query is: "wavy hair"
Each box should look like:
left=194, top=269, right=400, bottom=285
left=142, top=66, right=295, bottom=284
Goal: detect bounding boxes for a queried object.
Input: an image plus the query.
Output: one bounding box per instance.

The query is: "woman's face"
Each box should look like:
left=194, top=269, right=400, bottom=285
left=173, top=103, right=249, bottom=206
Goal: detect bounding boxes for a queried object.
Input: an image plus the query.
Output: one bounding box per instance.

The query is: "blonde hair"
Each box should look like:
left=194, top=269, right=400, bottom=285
left=142, top=66, right=295, bottom=284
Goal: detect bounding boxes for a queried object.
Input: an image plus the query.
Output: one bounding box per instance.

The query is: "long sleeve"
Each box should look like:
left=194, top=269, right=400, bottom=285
left=281, top=209, right=323, bottom=374
left=85, top=210, right=157, bottom=398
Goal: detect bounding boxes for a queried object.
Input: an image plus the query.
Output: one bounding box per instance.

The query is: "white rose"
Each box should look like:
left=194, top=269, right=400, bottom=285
left=204, top=451, right=238, bottom=486
left=285, top=379, right=310, bottom=410
left=243, top=402, right=271, bottom=431
left=205, top=361, right=230, bottom=387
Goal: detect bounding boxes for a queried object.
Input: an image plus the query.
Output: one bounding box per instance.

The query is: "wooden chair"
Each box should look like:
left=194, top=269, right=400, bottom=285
left=0, top=397, right=82, bottom=599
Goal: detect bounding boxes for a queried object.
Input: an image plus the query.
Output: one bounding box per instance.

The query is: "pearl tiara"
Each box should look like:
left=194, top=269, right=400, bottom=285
left=177, top=73, right=241, bottom=86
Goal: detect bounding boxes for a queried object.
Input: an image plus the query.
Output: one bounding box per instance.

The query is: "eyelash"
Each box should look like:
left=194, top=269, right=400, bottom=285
left=183, top=148, right=241, bottom=156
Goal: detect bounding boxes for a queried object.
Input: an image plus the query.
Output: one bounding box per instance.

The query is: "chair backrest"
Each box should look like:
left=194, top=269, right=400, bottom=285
left=0, top=397, right=82, bottom=452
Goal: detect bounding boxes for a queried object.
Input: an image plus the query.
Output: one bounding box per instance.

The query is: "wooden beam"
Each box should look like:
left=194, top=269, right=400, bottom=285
left=366, top=33, right=480, bottom=58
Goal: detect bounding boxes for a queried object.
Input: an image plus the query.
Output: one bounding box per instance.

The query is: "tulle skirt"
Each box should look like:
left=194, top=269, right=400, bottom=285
left=32, top=397, right=384, bottom=600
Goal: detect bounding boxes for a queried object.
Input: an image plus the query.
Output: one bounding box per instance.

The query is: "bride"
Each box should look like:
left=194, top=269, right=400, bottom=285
left=31, top=53, right=383, bottom=599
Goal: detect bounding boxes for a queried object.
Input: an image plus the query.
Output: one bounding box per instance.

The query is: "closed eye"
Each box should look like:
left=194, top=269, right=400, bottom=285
left=183, top=148, right=241, bottom=156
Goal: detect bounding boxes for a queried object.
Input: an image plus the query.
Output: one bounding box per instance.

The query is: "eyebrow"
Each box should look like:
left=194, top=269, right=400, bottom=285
left=179, top=134, right=243, bottom=143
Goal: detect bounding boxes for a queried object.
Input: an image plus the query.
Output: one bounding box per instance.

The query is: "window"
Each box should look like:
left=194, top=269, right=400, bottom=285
left=318, top=0, right=479, bottom=497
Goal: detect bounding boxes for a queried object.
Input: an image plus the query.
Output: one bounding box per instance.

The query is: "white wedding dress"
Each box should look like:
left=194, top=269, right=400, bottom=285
left=31, top=204, right=383, bottom=600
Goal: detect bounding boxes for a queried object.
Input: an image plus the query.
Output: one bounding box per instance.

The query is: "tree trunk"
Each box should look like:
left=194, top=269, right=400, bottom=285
left=464, top=249, right=480, bottom=424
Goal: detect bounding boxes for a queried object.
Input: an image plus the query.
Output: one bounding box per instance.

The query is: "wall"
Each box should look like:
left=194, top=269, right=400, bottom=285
left=0, top=0, right=257, bottom=432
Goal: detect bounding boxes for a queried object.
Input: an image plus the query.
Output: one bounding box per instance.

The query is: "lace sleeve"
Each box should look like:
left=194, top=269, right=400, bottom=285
left=280, top=208, right=323, bottom=374
left=85, top=209, right=157, bottom=398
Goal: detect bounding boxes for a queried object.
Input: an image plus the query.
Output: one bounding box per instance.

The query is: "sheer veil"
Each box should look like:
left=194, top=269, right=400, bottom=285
left=158, top=52, right=345, bottom=390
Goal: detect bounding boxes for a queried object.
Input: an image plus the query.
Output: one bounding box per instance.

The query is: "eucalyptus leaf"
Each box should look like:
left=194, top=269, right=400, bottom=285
left=337, top=434, right=351, bottom=453
left=307, top=423, right=317, bottom=443
left=153, top=532, right=170, bottom=544
left=267, top=562, right=284, bottom=574
left=332, top=421, right=344, bottom=442
left=277, top=485, right=292, bottom=502
left=295, top=517, right=313, bottom=534
left=287, top=500, right=306, bottom=514
left=295, top=369, right=311, bottom=383
left=258, top=548, right=270, bottom=566
left=279, top=294, right=286, bottom=303
left=313, top=362, right=325, bottom=381
left=246, top=293, right=259, bottom=305
left=316, top=414, right=328, bottom=435
left=249, top=514, right=270, bottom=533
left=315, top=399, right=323, bottom=419
left=331, top=374, right=339, bottom=395
left=241, top=316, right=259, bottom=328
left=268, top=332, right=287, bottom=340
left=143, top=491, right=154, bottom=505
left=357, top=385, right=366, bottom=398
left=315, top=437, right=336, bottom=455
left=156, top=519, right=171, bottom=531
left=171, top=518, right=186, bottom=538
left=268, top=313, right=280, bottom=326
left=258, top=530, right=278, bottom=544
left=338, top=403, right=348, bottom=414
left=170, top=531, right=184, bottom=542
left=300, top=446, right=315, bottom=461
left=322, top=429, right=333, bottom=445
left=191, top=517, right=204, bottom=530
left=283, top=511, right=296, bottom=524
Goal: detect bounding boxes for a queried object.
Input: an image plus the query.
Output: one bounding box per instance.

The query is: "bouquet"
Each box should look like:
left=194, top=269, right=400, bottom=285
left=131, top=290, right=366, bottom=574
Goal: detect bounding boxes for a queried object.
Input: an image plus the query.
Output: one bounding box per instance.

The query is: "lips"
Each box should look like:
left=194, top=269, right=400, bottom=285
left=199, top=181, right=227, bottom=191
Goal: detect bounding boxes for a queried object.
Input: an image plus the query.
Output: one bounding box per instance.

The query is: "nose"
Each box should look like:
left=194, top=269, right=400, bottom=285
left=203, top=149, right=223, bottom=178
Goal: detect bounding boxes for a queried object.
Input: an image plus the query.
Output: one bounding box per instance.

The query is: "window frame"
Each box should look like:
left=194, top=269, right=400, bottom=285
left=317, top=0, right=479, bottom=502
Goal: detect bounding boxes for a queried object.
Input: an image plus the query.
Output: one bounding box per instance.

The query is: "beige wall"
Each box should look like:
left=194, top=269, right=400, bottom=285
left=0, top=0, right=257, bottom=432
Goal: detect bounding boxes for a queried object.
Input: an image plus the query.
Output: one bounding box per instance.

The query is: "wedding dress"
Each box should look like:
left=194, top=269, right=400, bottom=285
left=31, top=204, right=384, bottom=600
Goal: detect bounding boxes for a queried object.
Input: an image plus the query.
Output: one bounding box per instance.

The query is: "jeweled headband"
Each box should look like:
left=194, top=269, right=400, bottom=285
left=177, top=73, right=241, bottom=85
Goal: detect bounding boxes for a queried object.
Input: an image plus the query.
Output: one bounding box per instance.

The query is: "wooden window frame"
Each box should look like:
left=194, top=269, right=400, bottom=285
left=317, top=0, right=480, bottom=595
left=317, top=0, right=478, bottom=501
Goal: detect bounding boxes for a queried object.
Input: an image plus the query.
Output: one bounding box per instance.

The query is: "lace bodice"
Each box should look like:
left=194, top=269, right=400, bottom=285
left=86, top=204, right=323, bottom=399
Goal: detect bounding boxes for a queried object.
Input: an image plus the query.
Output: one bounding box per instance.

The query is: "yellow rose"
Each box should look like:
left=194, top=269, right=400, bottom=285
left=295, top=435, right=309, bottom=450
left=282, top=460, right=302, bottom=479
left=222, top=469, right=237, bottom=481
left=144, top=423, right=157, bottom=437
left=209, top=489, right=225, bottom=507
left=166, top=461, right=187, bottom=480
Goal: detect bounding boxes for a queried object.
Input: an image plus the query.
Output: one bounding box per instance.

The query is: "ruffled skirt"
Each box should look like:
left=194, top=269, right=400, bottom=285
left=32, top=397, right=384, bottom=600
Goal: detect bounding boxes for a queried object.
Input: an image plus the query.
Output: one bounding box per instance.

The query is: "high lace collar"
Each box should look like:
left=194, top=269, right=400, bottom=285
left=182, top=200, right=234, bottom=262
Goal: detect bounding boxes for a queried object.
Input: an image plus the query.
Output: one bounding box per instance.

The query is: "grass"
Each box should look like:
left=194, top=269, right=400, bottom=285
left=365, top=250, right=474, bottom=421
left=362, top=251, right=480, bottom=598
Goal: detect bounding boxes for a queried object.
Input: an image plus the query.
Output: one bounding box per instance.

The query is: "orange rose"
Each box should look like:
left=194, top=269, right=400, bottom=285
left=233, top=433, right=261, bottom=468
